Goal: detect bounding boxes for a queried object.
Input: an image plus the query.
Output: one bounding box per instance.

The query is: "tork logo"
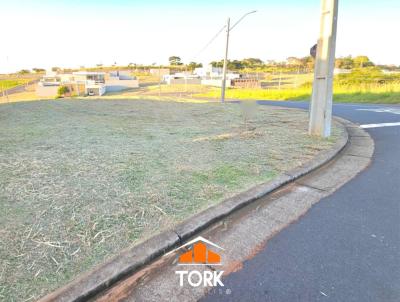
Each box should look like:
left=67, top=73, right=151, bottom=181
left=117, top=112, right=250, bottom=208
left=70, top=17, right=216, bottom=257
left=172, top=236, right=224, bottom=287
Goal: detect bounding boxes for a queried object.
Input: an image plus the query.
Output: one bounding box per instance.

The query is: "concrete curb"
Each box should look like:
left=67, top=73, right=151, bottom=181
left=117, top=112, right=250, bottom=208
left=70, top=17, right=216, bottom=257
left=38, top=118, right=349, bottom=302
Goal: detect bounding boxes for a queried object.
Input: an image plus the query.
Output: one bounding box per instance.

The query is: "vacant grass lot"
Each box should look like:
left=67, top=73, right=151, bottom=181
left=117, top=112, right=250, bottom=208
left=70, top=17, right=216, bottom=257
left=0, top=79, right=31, bottom=90
left=102, top=81, right=400, bottom=104
left=0, top=100, right=340, bottom=301
left=195, top=83, right=400, bottom=104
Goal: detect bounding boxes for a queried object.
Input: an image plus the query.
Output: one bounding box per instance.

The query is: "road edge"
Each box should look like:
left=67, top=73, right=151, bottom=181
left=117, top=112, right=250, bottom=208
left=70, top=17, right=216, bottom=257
left=38, top=118, right=349, bottom=302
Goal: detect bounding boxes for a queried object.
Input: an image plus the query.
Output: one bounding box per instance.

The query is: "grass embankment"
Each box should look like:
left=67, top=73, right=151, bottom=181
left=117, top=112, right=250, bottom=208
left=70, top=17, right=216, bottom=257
left=0, top=79, right=31, bottom=90
left=0, top=100, right=340, bottom=301
left=195, top=83, right=400, bottom=104
left=197, top=68, right=400, bottom=103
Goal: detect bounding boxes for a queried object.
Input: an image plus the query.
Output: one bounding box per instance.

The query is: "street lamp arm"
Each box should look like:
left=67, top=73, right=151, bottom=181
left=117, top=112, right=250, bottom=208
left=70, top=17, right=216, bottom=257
left=229, top=10, right=257, bottom=31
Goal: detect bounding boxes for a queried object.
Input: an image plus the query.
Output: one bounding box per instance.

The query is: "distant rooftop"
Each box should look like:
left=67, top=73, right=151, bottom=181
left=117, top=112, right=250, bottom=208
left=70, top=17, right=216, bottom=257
left=73, top=71, right=105, bottom=76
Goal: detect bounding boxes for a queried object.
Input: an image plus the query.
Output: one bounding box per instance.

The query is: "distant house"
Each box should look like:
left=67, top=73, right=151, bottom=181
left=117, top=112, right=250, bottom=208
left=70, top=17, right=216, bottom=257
left=36, top=70, right=139, bottom=97
left=149, top=68, right=170, bottom=77
left=193, top=64, right=240, bottom=88
left=106, top=71, right=139, bottom=92
left=194, top=65, right=223, bottom=79
left=163, top=73, right=201, bottom=85
left=73, top=71, right=106, bottom=96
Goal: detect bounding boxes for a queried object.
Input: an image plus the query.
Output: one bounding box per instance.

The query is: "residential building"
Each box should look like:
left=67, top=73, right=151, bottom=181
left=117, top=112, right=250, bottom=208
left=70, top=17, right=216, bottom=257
left=106, top=71, right=139, bottom=92
left=36, top=70, right=139, bottom=97
left=163, top=73, right=201, bottom=85
left=149, top=68, right=170, bottom=77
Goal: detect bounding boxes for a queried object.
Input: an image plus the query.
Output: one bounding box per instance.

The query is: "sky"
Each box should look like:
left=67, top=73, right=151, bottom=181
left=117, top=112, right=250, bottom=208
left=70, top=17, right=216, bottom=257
left=0, top=0, right=399, bottom=73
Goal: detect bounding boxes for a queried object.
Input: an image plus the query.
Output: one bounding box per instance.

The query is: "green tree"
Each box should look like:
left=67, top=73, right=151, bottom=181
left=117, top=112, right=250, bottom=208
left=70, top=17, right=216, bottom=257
left=18, top=69, right=30, bottom=75
left=188, top=62, right=202, bottom=70
left=299, top=56, right=314, bottom=72
left=210, top=60, right=224, bottom=68
left=210, top=60, right=244, bottom=70
left=229, top=60, right=244, bottom=70
left=32, top=68, right=45, bottom=73
left=337, top=67, right=384, bottom=85
left=335, top=56, right=354, bottom=69
left=286, top=57, right=302, bottom=66
left=242, top=58, right=264, bottom=68
left=57, top=85, right=70, bottom=97
left=353, top=56, right=374, bottom=68
left=169, top=56, right=183, bottom=66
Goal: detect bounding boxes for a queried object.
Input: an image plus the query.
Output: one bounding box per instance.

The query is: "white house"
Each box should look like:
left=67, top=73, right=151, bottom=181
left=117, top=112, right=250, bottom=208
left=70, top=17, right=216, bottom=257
left=36, top=70, right=139, bottom=97
left=106, top=71, right=139, bottom=92
left=163, top=73, right=201, bottom=85
left=194, top=65, right=223, bottom=79
left=193, top=64, right=241, bottom=87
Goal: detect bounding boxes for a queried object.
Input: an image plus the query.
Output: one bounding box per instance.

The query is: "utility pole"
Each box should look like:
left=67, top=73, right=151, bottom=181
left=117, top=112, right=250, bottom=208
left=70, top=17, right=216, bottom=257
left=158, top=64, right=161, bottom=97
left=220, top=10, right=257, bottom=103
left=185, top=65, right=188, bottom=93
left=1, top=82, right=5, bottom=101
left=309, top=0, right=339, bottom=137
left=221, top=18, right=230, bottom=103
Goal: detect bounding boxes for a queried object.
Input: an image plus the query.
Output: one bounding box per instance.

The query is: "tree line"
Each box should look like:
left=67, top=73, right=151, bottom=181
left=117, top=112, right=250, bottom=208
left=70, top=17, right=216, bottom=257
left=11, top=55, right=399, bottom=75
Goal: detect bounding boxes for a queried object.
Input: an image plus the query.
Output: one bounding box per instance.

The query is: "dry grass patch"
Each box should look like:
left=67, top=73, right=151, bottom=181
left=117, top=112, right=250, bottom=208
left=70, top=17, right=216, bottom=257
left=0, top=99, right=341, bottom=301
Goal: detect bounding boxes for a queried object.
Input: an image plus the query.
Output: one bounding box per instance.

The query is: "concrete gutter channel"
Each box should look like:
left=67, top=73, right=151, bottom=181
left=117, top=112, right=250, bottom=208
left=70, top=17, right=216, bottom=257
left=38, top=116, right=374, bottom=302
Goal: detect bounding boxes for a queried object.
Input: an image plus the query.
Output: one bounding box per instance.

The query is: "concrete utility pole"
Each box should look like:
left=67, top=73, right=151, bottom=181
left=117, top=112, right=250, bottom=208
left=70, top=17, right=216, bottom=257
left=309, top=0, right=339, bottom=137
left=221, top=18, right=230, bottom=103
left=220, top=10, right=257, bottom=103
left=158, top=64, right=161, bottom=97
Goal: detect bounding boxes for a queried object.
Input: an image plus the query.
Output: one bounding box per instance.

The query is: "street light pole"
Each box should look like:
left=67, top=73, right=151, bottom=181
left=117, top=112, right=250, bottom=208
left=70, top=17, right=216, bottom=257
left=220, top=10, right=257, bottom=103
left=221, top=18, right=230, bottom=103
left=309, top=0, right=339, bottom=137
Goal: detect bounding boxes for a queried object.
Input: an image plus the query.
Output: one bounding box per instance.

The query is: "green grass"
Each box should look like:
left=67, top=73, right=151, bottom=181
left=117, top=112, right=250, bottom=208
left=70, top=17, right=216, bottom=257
left=0, top=99, right=340, bottom=301
left=0, top=79, right=30, bottom=90
left=195, top=83, right=400, bottom=104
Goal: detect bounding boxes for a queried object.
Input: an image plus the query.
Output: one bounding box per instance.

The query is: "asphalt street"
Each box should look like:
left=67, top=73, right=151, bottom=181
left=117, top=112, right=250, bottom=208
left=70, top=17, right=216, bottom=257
left=202, top=102, right=400, bottom=302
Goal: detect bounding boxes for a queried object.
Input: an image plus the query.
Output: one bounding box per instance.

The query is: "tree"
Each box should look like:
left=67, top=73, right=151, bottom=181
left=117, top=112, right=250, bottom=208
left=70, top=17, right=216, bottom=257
left=286, top=57, right=302, bottom=66
left=266, top=60, right=278, bottom=66
left=169, top=56, right=183, bottom=66
left=353, top=56, right=374, bottom=68
left=335, top=56, right=354, bottom=69
left=32, top=68, right=45, bottom=73
left=299, top=56, right=315, bottom=72
left=51, top=67, right=61, bottom=72
left=57, top=85, right=70, bottom=97
left=127, top=63, right=137, bottom=70
left=210, top=60, right=244, bottom=70
left=229, top=60, right=245, bottom=70
left=18, top=69, right=30, bottom=75
left=210, top=60, right=224, bottom=68
left=242, top=58, right=264, bottom=68
left=336, top=66, right=384, bottom=85
left=188, top=62, right=202, bottom=70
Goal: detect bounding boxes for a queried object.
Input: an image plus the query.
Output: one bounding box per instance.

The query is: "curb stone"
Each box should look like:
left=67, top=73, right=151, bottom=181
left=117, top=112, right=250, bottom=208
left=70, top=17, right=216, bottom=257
left=38, top=118, right=349, bottom=302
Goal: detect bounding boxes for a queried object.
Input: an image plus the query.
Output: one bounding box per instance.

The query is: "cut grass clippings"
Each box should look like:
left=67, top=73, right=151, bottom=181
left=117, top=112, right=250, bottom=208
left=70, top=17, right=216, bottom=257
left=0, top=99, right=341, bottom=301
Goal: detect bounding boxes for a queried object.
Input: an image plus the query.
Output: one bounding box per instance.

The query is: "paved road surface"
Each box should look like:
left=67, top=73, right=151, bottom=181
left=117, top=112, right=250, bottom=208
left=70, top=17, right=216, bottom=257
left=202, top=102, right=400, bottom=302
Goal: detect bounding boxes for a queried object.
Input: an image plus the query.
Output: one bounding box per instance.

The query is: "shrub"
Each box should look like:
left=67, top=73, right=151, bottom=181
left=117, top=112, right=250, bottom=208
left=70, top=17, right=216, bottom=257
left=57, top=86, right=70, bottom=97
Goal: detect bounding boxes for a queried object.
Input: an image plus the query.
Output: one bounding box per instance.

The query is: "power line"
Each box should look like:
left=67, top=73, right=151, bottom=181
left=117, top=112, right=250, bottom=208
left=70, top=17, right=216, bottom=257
left=192, top=24, right=227, bottom=61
